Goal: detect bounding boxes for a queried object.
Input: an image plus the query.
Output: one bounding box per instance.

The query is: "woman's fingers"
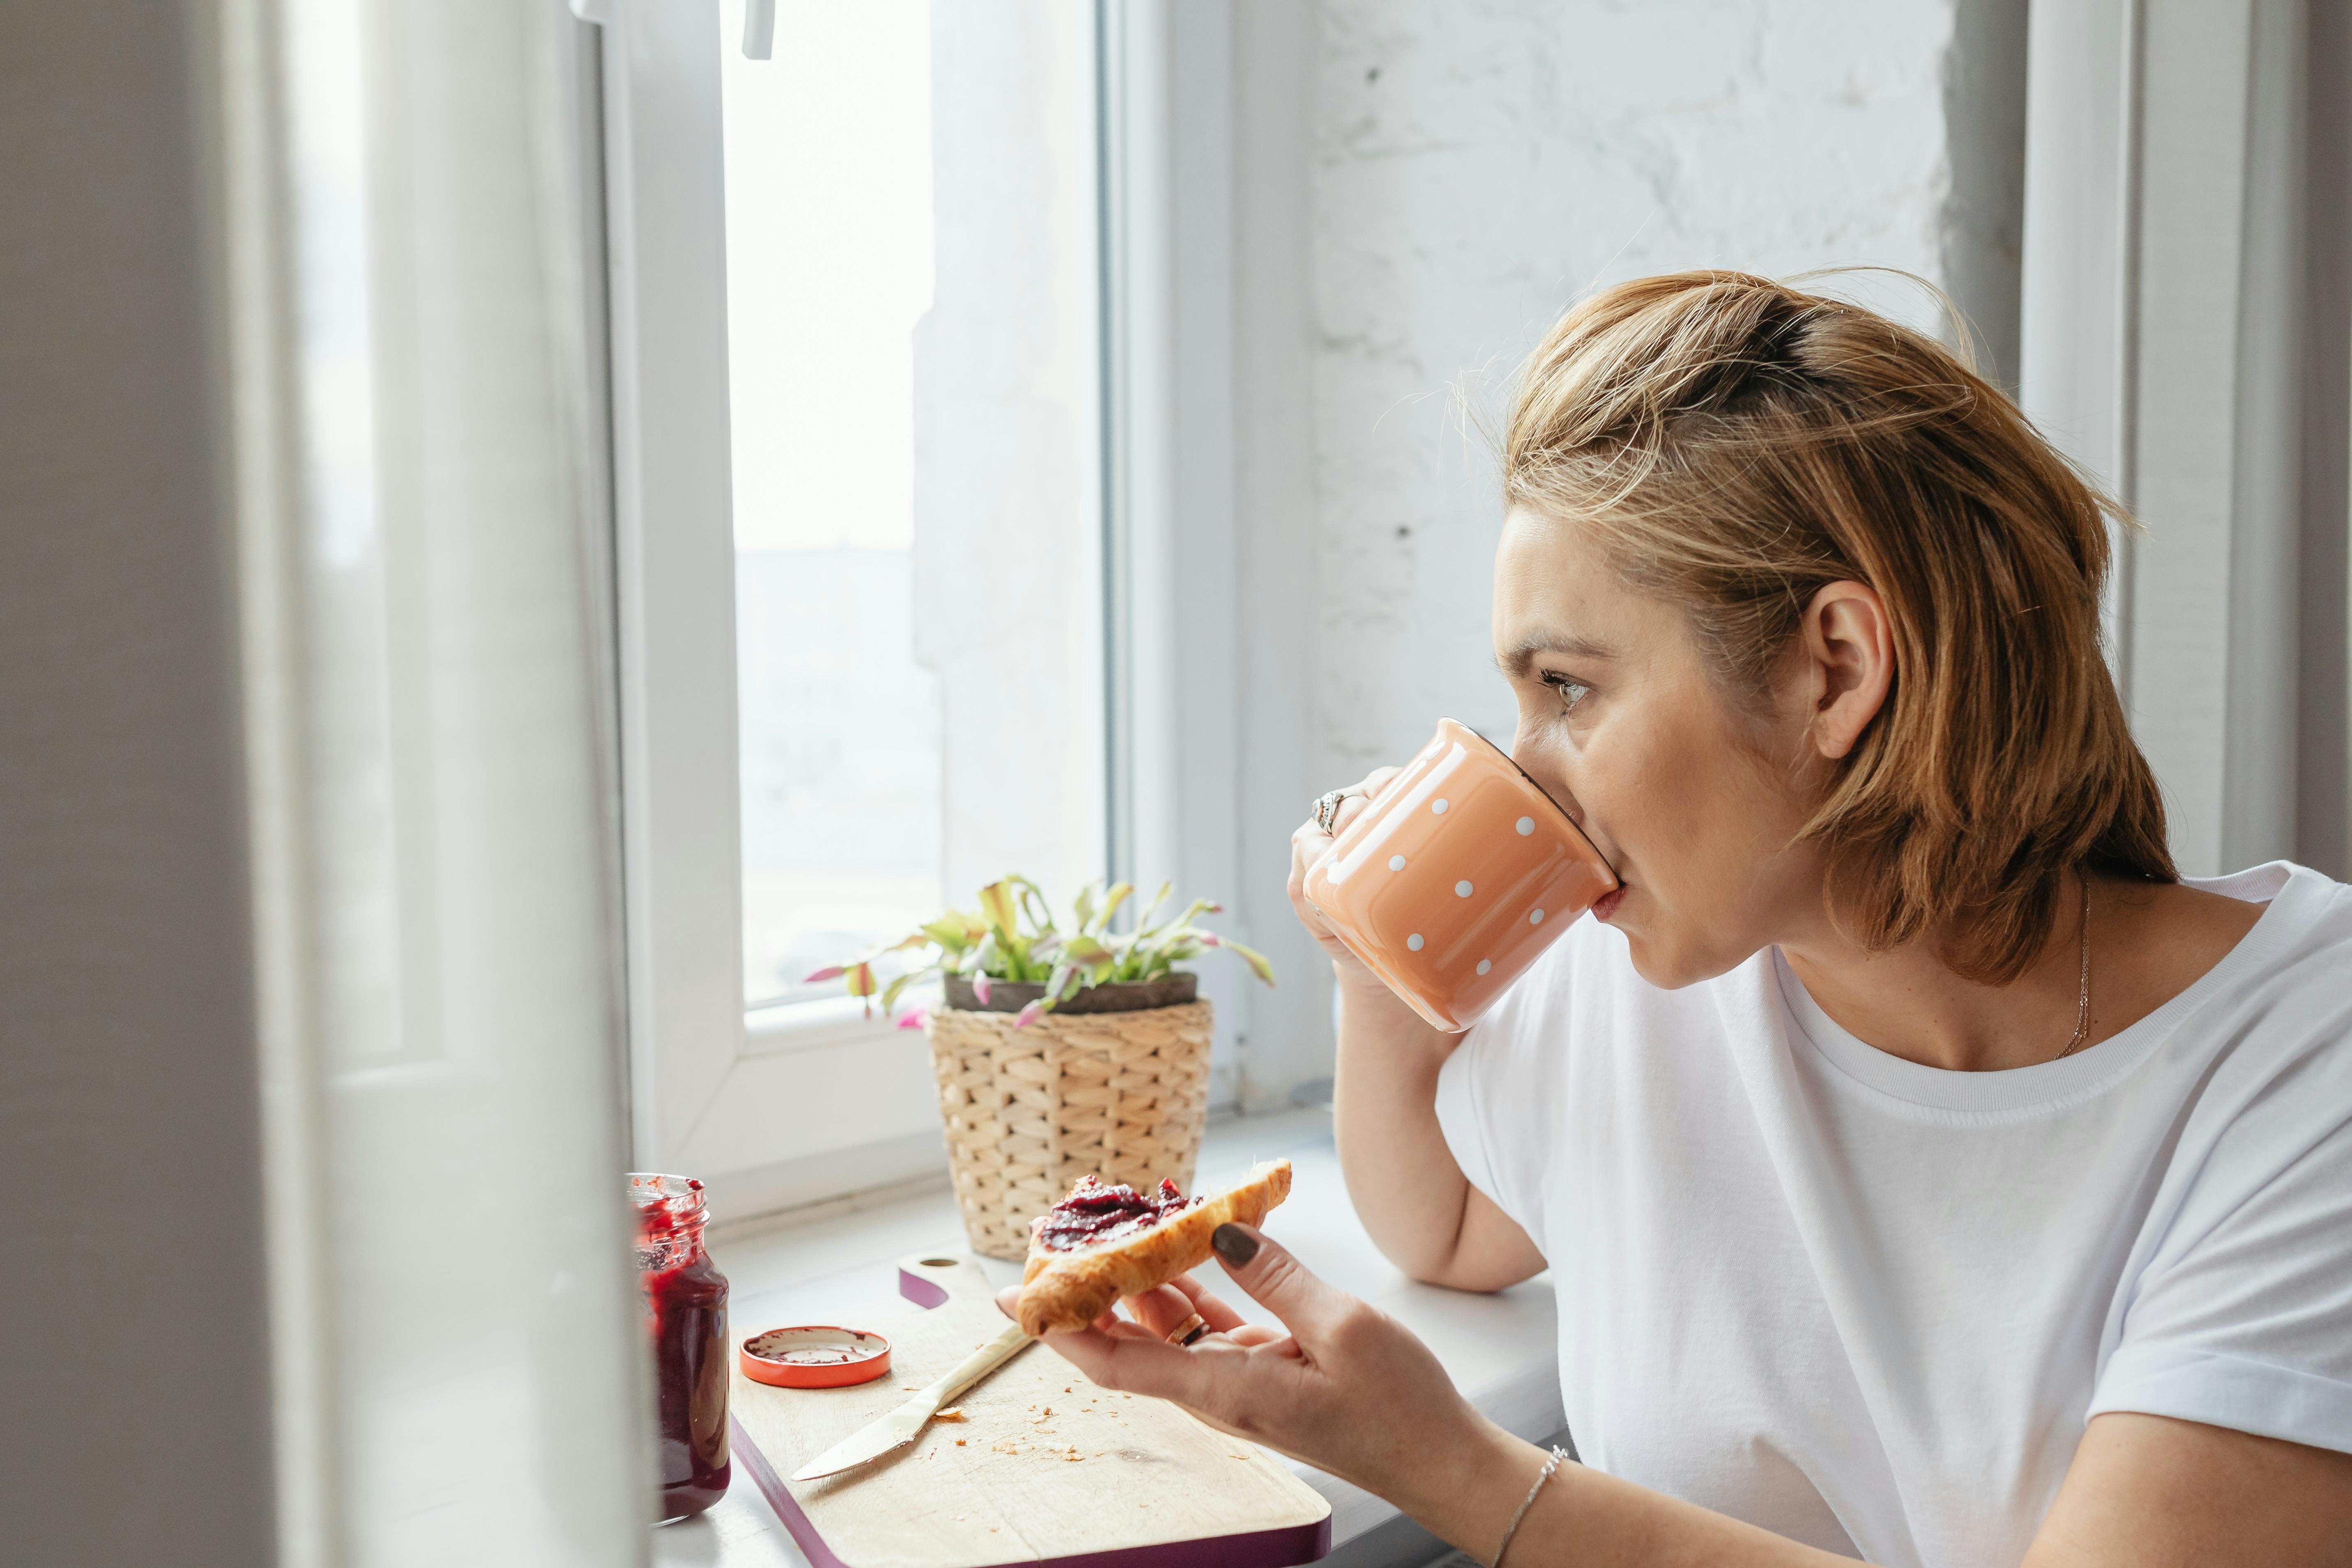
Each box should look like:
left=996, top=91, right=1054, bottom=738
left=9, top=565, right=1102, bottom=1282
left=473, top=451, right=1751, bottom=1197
left=1120, top=1283, right=1198, bottom=1340
left=995, top=1273, right=1253, bottom=1349
left=1288, top=764, right=1408, bottom=958
left=1033, top=1321, right=1231, bottom=1406
left=1204, top=1223, right=1351, bottom=1339
left=1159, top=1271, right=1252, bottom=1333
left=1325, top=766, right=1398, bottom=838
left=1223, top=1323, right=1289, bottom=1349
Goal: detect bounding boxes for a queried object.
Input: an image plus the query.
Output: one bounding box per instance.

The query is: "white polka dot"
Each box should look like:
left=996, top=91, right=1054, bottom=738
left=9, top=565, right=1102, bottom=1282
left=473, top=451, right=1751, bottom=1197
left=1431, top=798, right=1449, bottom=815
left=1476, top=959, right=1493, bottom=975
left=1516, top=816, right=1535, bottom=836
left=1455, top=880, right=1474, bottom=897
left=1529, top=908, right=1546, bottom=924
left=1388, top=854, right=1406, bottom=871
left=1406, top=933, right=1425, bottom=951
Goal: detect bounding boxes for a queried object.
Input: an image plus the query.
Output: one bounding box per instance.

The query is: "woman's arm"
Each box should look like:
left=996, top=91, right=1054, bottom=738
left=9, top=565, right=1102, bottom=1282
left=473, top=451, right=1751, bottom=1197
left=1291, top=778, right=1547, bottom=1292
left=1009, top=1228, right=2352, bottom=1568
left=2022, top=1412, right=2352, bottom=1567
left=1329, top=971, right=1546, bottom=1290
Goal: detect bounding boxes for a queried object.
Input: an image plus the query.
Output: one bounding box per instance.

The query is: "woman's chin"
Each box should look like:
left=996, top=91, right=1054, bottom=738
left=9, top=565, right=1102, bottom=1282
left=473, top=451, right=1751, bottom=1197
left=1617, top=922, right=1742, bottom=992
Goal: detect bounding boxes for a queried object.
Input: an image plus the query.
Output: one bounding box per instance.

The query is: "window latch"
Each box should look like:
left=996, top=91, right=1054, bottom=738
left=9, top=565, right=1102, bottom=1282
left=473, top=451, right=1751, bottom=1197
left=742, top=0, right=775, bottom=59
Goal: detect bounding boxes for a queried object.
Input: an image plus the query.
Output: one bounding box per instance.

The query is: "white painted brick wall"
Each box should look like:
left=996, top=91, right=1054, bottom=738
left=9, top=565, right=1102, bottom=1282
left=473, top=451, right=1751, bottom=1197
left=1308, top=0, right=1968, bottom=780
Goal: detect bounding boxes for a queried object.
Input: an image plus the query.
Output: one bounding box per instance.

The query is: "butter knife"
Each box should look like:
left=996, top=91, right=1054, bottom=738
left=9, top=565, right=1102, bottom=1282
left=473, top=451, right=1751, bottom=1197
left=789, top=1318, right=1034, bottom=1482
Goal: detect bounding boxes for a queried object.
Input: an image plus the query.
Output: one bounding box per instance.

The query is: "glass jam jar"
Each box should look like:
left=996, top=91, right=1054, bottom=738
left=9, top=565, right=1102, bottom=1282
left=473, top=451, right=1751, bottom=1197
left=630, top=1172, right=731, bottom=1523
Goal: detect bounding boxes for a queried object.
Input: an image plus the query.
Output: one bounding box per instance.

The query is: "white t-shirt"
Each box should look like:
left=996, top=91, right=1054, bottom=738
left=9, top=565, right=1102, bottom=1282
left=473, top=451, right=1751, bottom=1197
left=1434, top=862, right=2352, bottom=1568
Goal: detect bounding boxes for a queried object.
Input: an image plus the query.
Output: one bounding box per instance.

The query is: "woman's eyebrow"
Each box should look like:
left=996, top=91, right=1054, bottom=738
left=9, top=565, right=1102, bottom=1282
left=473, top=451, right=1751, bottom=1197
left=1498, top=631, right=1615, bottom=677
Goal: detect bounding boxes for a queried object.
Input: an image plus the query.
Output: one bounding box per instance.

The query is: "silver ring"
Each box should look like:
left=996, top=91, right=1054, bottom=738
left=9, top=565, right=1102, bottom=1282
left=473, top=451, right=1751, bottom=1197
left=1313, top=789, right=1350, bottom=835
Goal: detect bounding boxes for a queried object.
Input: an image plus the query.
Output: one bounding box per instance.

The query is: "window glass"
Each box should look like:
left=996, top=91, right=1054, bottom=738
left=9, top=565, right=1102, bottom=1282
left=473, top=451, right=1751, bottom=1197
left=721, top=2, right=941, bottom=1008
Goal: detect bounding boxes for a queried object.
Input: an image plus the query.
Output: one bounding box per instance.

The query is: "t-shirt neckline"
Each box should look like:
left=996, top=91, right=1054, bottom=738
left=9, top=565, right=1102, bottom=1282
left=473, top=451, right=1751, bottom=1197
left=1769, top=862, right=2317, bottom=1116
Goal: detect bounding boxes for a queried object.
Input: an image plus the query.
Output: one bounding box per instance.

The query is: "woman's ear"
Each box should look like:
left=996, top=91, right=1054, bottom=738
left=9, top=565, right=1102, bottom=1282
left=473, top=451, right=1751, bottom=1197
left=1800, top=580, right=1894, bottom=760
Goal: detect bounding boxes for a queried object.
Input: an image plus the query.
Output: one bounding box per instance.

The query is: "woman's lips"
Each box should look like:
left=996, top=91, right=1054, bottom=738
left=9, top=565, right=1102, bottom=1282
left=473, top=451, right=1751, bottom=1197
left=1592, top=886, right=1627, bottom=922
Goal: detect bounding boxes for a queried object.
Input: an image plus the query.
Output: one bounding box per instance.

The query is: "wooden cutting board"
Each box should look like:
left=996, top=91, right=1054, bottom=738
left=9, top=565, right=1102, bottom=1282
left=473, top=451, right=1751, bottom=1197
left=729, top=1253, right=1332, bottom=1568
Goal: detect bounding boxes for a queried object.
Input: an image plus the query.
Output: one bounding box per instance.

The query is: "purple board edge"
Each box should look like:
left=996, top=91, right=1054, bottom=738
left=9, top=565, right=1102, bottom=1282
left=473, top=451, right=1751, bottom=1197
left=731, top=1420, right=1330, bottom=1568
left=733, top=1414, right=852, bottom=1568
left=897, top=1265, right=952, bottom=1310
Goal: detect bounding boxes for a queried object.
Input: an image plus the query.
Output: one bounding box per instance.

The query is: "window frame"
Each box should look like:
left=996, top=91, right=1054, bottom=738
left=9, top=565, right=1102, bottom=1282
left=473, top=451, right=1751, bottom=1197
left=588, top=0, right=1158, bottom=1214
left=592, top=0, right=933, bottom=1193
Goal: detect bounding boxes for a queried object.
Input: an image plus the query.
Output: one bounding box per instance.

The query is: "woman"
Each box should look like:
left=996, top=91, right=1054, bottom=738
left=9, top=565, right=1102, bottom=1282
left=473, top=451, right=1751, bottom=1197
left=999, top=273, right=2352, bottom=1565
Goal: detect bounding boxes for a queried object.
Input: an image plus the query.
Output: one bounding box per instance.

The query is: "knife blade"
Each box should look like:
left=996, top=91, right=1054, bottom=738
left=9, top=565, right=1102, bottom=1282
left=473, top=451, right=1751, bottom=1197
left=789, top=1317, right=1034, bottom=1482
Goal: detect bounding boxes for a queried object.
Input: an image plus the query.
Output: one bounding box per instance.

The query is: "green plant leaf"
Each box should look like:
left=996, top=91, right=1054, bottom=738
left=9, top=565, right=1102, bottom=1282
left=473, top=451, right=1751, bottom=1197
left=920, top=916, right=973, bottom=953
left=1060, top=933, right=1112, bottom=965
left=1092, top=882, right=1133, bottom=934
left=977, top=879, right=1019, bottom=941
left=1135, top=880, right=1174, bottom=932
left=1014, top=877, right=1055, bottom=935
left=1073, top=882, right=1097, bottom=930
left=1159, top=898, right=1218, bottom=936
left=1224, top=938, right=1277, bottom=985
left=881, top=966, right=933, bottom=1012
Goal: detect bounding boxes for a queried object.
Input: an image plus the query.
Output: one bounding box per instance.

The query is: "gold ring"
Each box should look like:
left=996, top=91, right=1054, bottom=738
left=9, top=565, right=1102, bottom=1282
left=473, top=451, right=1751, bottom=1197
left=1166, top=1312, right=1209, bottom=1346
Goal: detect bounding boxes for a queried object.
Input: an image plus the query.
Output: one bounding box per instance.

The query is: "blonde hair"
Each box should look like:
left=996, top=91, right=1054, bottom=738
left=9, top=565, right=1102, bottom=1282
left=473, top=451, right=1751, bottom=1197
left=1505, top=270, right=2173, bottom=983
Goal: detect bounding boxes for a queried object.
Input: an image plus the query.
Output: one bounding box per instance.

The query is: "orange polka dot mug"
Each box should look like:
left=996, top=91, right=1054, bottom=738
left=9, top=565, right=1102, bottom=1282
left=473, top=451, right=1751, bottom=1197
left=1302, top=718, right=1617, bottom=1032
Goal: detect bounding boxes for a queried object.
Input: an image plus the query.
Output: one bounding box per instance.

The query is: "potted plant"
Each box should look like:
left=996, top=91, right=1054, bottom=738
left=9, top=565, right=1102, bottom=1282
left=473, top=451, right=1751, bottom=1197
left=810, top=878, right=1275, bottom=1259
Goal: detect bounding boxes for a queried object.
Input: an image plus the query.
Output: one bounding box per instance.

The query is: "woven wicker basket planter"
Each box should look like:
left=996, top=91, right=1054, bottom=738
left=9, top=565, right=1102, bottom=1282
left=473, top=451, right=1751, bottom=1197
left=928, top=987, right=1214, bottom=1260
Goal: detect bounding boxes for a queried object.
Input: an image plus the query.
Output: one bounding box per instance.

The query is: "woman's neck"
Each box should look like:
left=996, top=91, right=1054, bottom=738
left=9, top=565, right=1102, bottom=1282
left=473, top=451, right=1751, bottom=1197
left=1776, top=873, right=2265, bottom=1073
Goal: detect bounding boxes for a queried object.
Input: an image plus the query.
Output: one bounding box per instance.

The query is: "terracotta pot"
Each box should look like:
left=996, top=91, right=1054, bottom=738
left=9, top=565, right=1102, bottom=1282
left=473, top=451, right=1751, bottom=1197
left=941, top=970, right=1198, bottom=1015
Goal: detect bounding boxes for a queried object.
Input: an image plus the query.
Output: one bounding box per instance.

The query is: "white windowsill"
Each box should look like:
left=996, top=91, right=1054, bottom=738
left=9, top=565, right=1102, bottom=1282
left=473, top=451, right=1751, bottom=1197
left=657, top=1107, right=1562, bottom=1568
left=742, top=992, right=913, bottom=1057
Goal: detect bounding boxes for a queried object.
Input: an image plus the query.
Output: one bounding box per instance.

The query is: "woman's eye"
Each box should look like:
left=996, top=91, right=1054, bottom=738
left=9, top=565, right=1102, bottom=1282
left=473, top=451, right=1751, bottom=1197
left=1543, top=673, right=1592, bottom=714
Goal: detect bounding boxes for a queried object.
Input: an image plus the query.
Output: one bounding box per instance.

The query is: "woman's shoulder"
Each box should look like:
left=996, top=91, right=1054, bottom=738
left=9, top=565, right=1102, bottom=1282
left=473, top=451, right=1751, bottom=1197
left=2132, top=863, right=2352, bottom=1149
left=2167, top=861, right=2352, bottom=1015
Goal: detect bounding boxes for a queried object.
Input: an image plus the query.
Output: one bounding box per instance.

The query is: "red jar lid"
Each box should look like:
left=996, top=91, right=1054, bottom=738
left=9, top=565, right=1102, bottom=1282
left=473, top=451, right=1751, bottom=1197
left=740, top=1326, right=892, bottom=1388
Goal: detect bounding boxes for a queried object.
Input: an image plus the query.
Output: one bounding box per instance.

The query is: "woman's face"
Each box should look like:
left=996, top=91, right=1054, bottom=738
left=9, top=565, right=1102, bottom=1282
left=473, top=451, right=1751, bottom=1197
left=1492, top=507, right=1829, bottom=988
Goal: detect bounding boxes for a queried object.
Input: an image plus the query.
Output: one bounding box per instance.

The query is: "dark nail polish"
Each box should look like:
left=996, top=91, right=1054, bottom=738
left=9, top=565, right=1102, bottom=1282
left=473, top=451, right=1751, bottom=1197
left=1211, top=1223, right=1259, bottom=1268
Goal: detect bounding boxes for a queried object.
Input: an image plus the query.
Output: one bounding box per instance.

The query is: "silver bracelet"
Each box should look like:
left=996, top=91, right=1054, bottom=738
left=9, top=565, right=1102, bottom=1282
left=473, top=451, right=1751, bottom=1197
left=1493, top=1445, right=1570, bottom=1568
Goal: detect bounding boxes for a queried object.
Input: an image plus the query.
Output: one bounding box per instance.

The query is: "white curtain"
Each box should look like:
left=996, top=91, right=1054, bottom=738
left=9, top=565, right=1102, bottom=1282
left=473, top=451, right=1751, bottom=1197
left=224, top=0, right=648, bottom=1562
left=2019, top=0, right=2351, bottom=878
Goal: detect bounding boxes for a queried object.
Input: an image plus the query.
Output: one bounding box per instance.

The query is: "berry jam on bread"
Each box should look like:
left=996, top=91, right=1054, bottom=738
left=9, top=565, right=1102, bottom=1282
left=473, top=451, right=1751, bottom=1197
left=1016, top=1159, right=1292, bottom=1336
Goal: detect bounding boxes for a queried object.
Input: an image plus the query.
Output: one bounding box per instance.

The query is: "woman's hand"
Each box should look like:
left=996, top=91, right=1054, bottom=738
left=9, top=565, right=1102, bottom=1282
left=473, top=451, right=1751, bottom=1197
left=1284, top=763, right=1540, bottom=1292
left=1288, top=766, right=1402, bottom=975
left=994, top=1224, right=1537, bottom=1550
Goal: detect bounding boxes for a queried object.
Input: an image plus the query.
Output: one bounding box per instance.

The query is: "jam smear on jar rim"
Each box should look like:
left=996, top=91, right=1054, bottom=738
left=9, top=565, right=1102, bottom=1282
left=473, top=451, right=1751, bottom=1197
left=633, top=1172, right=731, bottom=1523
left=1034, top=1175, right=1202, bottom=1252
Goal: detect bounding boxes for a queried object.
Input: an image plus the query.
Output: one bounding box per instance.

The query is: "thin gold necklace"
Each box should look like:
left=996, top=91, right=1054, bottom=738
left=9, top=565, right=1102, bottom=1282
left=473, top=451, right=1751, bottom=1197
left=2051, top=876, right=2094, bottom=1061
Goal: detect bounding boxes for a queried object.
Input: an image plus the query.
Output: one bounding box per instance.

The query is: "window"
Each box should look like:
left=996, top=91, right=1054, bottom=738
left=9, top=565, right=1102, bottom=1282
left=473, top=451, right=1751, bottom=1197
left=720, top=2, right=943, bottom=1010
left=595, top=0, right=1119, bottom=1209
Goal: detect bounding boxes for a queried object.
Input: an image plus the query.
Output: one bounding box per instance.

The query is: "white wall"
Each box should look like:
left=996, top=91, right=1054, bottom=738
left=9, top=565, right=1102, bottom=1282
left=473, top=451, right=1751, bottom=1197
left=1219, top=0, right=2028, bottom=1105
left=1310, top=0, right=2004, bottom=774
